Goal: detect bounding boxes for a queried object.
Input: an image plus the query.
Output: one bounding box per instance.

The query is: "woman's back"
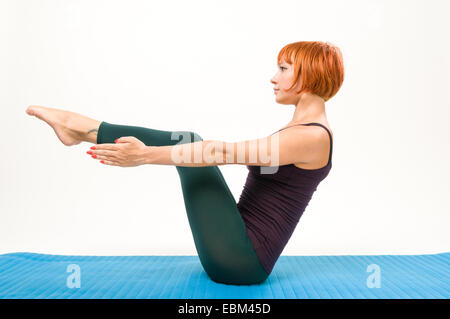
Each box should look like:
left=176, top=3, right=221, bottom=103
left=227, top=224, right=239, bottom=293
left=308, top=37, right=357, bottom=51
left=237, top=122, right=333, bottom=274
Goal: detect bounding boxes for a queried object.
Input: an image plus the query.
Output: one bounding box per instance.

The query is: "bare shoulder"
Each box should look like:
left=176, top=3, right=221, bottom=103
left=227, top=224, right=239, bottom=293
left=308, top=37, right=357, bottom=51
left=279, top=121, right=333, bottom=141
left=310, top=122, right=333, bottom=140
left=292, top=121, right=333, bottom=169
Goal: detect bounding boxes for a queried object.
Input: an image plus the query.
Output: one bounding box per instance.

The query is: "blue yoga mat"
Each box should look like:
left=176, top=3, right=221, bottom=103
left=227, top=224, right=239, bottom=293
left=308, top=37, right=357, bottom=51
left=0, top=252, right=448, bottom=299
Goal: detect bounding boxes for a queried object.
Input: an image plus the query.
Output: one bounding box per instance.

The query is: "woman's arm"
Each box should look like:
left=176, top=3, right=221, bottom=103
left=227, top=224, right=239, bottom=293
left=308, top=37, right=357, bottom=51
left=144, top=140, right=227, bottom=167
left=144, top=126, right=326, bottom=167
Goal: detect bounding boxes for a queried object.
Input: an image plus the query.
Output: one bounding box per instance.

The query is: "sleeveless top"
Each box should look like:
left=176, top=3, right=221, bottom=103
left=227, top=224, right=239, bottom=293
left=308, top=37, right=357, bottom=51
left=236, top=123, right=333, bottom=275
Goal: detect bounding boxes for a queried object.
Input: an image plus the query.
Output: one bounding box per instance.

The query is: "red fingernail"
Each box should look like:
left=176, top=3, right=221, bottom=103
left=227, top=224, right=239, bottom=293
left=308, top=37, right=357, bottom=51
left=90, top=146, right=96, bottom=150
left=100, top=160, right=104, bottom=163
left=86, top=151, right=92, bottom=155
left=92, top=155, right=97, bottom=158
left=114, top=139, right=118, bottom=143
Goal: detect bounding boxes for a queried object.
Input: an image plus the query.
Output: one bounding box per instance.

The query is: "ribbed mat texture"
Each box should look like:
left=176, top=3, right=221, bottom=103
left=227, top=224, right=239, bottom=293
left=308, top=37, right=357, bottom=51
left=0, top=252, right=448, bottom=298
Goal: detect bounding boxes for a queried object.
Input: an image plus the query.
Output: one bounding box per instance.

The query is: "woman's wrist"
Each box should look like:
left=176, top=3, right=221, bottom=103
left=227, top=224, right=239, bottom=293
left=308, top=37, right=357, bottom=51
left=143, top=144, right=176, bottom=165
left=142, top=141, right=229, bottom=167
left=143, top=145, right=158, bottom=165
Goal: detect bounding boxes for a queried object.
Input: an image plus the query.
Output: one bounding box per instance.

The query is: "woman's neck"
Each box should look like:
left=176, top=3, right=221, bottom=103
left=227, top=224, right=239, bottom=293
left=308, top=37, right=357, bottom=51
left=290, top=93, right=326, bottom=124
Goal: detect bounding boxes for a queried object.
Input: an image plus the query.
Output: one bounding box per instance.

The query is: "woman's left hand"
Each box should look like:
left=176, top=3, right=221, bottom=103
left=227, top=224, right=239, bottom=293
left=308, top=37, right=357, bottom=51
left=87, top=136, right=149, bottom=167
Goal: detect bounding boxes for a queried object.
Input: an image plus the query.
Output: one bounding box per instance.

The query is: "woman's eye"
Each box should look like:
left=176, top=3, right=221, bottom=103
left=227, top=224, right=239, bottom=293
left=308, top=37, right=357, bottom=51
left=279, top=66, right=286, bottom=71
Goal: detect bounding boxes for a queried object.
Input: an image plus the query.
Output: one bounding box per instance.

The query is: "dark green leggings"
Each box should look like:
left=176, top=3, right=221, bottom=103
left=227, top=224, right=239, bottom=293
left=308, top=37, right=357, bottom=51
left=97, top=121, right=269, bottom=285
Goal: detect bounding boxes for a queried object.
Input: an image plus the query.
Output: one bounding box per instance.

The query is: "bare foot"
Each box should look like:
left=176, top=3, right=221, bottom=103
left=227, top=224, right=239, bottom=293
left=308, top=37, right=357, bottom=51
left=26, top=105, right=84, bottom=146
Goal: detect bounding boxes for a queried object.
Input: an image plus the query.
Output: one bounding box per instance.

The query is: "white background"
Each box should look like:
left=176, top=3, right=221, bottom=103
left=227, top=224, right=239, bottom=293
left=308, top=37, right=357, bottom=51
left=1, top=0, right=449, bottom=256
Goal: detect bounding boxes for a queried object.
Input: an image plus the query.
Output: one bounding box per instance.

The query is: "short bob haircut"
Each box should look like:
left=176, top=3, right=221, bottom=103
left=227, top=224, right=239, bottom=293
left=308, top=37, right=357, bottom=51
left=277, top=41, right=344, bottom=102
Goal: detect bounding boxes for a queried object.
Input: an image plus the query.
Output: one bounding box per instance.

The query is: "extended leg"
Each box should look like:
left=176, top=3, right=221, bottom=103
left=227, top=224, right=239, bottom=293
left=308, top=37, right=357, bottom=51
left=26, top=105, right=270, bottom=283
left=98, top=121, right=269, bottom=285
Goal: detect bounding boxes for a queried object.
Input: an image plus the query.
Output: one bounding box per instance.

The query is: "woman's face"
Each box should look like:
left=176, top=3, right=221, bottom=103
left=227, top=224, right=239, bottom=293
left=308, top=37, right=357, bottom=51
left=270, top=57, right=302, bottom=105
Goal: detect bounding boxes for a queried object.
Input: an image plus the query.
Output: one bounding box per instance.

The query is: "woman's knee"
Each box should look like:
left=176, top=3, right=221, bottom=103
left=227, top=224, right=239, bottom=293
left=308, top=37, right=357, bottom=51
left=176, top=131, right=203, bottom=144
left=191, top=131, right=203, bottom=142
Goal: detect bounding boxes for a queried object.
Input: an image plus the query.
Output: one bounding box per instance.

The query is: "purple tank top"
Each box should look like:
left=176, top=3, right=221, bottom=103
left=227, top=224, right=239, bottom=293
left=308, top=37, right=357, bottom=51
left=237, top=123, right=333, bottom=274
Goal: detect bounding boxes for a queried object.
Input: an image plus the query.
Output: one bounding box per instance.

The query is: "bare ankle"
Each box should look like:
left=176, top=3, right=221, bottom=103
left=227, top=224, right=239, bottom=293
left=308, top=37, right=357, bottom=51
left=64, top=111, right=101, bottom=143
left=85, top=128, right=99, bottom=144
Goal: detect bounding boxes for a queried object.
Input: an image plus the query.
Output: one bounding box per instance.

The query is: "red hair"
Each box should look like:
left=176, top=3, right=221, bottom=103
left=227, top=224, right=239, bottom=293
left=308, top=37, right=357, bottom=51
left=277, top=41, right=344, bottom=102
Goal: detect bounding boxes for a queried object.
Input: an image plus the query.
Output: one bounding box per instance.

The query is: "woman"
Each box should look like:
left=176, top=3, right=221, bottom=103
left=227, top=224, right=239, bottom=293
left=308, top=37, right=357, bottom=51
left=25, top=41, right=344, bottom=285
